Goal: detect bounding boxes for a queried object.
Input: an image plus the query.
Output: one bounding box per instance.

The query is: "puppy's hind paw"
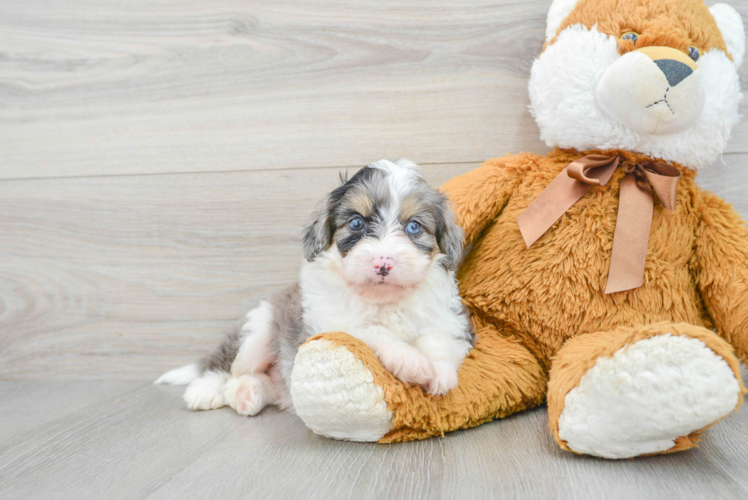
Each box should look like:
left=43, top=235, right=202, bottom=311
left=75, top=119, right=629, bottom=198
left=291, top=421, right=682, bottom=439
left=425, top=361, right=459, bottom=396
left=225, top=375, right=268, bottom=416
left=183, top=371, right=229, bottom=411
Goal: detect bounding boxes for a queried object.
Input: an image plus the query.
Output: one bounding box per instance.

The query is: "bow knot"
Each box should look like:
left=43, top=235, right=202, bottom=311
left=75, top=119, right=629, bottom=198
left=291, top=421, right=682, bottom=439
left=517, top=154, right=681, bottom=294
left=621, top=162, right=649, bottom=191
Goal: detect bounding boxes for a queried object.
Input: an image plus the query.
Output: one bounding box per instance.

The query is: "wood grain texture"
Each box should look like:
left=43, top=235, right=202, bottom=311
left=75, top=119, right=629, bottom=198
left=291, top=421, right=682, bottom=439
left=1, top=0, right=746, bottom=180
left=0, top=381, right=143, bottom=452
left=0, top=163, right=476, bottom=380
left=0, top=378, right=746, bottom=500
left=0, top=0, right=548, bottom=180
left=696, top=152, right=748, bottom=218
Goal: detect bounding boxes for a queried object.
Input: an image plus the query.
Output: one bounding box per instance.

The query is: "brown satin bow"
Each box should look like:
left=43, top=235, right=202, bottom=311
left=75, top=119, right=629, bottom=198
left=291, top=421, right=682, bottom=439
left=517, top=154, right=681, bottom=294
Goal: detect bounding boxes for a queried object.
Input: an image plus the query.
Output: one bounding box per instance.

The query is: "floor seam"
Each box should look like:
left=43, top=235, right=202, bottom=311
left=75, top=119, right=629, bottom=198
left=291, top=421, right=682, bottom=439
left=0, top=160, right=486, bottom=183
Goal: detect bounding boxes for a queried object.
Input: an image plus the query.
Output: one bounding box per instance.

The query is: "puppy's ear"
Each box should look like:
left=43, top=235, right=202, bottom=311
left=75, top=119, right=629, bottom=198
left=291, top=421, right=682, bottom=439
left=435, top=196, right=464, bottom=271
left=302, top=206, right=334, bottom=261
left=302, top=176, right=349, bottom=261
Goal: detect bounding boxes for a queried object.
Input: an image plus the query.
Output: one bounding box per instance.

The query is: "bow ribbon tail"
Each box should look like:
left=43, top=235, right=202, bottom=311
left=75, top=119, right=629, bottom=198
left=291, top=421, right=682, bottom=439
left=604, top=175, right=654, bottom=294
left=605, top=162, right=681, bottom=294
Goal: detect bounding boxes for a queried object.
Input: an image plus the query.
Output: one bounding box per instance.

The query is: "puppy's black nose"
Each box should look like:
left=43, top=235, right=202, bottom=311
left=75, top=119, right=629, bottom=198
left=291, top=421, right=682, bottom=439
left=373, top=256, right=393, bottom=276
left=654, top=59, right=693, bottom=87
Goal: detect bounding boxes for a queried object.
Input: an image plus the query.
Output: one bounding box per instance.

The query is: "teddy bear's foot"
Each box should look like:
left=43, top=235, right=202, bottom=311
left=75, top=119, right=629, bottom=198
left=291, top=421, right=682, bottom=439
left=549, top=323, right=745, bottom=459
left=291, top=329, right=548, bottom=443
left=291, top=337, right=393, bottom=441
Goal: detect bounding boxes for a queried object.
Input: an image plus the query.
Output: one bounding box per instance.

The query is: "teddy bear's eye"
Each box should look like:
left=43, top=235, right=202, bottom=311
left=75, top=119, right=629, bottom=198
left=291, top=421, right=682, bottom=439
left=688, top=46, right=701, bottom=62
left=621, top=32, right=638, bottom=44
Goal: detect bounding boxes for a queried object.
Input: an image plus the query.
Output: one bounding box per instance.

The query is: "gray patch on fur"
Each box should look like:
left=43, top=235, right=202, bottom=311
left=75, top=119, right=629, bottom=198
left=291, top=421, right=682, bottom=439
left=198, top=285, right=306, bottom=388
left=200, top=320, right=244, bottom=374
left=455, top=301, right=476, bottom=347
left=434, top=195, right=464, bottom=271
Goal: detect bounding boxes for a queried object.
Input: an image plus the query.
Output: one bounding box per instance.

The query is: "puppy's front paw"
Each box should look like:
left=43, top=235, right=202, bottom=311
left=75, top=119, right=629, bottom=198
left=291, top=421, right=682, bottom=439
left=183, top=371, right=228, bottom=411
left=426, top=361, right=458, bottom=396
left=225, top=375, right=268, bottom=416
left=377, top=343, right=435, bottom=387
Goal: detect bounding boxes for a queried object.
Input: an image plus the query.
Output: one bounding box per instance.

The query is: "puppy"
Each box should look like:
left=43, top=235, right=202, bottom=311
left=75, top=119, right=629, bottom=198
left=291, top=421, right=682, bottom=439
left=156, top=159, right=474, bottom=416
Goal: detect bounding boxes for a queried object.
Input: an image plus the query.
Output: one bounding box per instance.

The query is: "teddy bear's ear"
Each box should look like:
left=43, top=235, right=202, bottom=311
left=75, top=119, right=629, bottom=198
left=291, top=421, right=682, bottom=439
left=710, top=4, right=745, bottom=68
left=545, top=0, right=581, bottom=43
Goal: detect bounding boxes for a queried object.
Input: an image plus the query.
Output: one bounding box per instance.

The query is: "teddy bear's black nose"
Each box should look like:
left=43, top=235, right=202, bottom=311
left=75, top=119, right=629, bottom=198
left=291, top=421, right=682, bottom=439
left=654, top=59, right=694, bottom=87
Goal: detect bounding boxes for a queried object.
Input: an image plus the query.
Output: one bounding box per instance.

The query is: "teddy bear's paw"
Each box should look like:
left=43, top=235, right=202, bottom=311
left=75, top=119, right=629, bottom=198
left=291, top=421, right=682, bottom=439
left=291, top=339, right=393, bottom=442
left=557, top=334, right=741, bottom=459
left=183, top=370, right=229, bottom=411
left=425, top=360, right=459, bottom=396
left=376, top=342, right=435, bottom=387
left=224, top=375, right=268, bottom=416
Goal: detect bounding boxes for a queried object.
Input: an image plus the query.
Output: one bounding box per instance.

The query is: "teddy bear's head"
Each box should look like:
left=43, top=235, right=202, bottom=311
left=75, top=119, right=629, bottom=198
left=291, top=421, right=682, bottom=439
left=529, top=0, right=745, bottom=168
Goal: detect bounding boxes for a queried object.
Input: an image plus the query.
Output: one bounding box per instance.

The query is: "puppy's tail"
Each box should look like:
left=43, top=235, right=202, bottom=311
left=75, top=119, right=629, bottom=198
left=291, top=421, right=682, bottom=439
left=154, top=363, right=202, bottom=385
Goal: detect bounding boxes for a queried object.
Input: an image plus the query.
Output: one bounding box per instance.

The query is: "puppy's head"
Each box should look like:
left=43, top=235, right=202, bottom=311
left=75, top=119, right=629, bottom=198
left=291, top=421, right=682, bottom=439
left=302, top=159, right=463, bottom=304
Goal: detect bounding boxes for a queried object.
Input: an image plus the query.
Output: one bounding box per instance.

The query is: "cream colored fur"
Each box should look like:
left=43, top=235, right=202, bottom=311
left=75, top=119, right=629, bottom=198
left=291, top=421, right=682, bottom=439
left=710, top=3, right=746, bottom=67
left=291, top=339, right=393, bottom=441
left=558, top=335, right=741, bottom=459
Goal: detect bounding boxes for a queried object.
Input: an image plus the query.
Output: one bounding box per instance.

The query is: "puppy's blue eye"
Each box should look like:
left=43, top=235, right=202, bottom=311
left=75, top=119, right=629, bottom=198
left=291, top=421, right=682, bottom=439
left=349, top=217, right=364, bottom=231
left=621, top=32, right=638, bottom=44
left=689, top=46, right=700, bottom=62
left=405, top=221, right=421, bottom=235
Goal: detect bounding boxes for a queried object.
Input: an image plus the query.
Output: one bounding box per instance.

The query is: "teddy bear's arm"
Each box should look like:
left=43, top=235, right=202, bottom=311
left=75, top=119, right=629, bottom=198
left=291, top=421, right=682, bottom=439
left=440, top=157, right=521, bottom=245
left=693, top=191, right=748, bottom=364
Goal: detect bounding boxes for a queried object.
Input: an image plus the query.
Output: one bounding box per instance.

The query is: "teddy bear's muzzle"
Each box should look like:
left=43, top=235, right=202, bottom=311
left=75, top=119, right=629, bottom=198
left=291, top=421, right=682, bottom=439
left=595, top=46, right=704, bottom=136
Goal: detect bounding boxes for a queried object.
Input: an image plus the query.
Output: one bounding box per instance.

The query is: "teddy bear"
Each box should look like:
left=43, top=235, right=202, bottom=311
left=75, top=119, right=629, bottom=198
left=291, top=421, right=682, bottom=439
left=288, top=0, right=748, bottom=459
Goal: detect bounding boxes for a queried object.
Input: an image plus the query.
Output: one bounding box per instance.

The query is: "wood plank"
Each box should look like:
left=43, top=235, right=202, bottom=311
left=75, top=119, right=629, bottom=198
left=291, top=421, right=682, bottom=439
left=0, top=383, right=244, bottom=499
left=146, top=404, right=445, bottom=499
left=0, top=0, right=551, bottom=180
left=698, top=370, right=748, bottom=493
left=696, top=152, right=748, bottom=218
left=439, top=378, right=748, bottom=499
left=0, top=381, right=144, bottom=452
left=0, top=379, right=745, bottom=499
left=0, top=163, right=477, bottom=380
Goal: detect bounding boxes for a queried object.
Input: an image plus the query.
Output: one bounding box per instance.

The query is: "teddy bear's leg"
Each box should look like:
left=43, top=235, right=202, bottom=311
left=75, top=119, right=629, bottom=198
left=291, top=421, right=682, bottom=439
left=548, top=322, right=746, bottom=459
left=291, top=328, right=547, bottom=443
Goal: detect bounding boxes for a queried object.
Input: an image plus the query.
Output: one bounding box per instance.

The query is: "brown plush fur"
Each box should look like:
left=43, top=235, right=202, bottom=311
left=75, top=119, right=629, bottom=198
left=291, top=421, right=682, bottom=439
left=449, top=148, right=748, bottom=370
left=547, top=0, right=731, bottom=61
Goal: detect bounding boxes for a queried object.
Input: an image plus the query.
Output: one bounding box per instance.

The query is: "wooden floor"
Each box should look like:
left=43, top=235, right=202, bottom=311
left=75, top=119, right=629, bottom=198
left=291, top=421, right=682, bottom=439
left=1, top=376, right=747, bottom=500
left=1, top=1, right=748, bottom=498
